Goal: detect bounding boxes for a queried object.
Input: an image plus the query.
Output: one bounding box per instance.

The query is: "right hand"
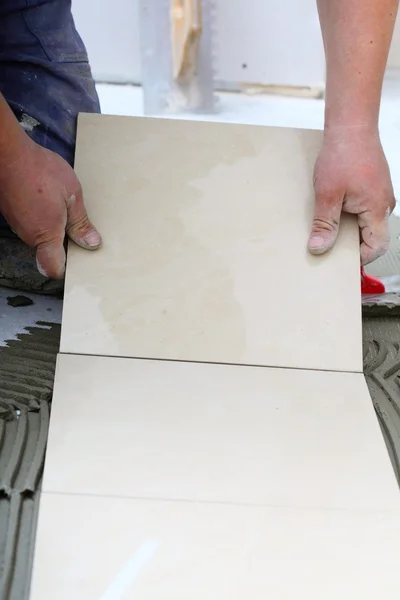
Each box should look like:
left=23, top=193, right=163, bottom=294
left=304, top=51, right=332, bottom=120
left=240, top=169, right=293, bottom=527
left=0, top=136, right=101, bottom=279
left=308, top=126, right=395, bottom=265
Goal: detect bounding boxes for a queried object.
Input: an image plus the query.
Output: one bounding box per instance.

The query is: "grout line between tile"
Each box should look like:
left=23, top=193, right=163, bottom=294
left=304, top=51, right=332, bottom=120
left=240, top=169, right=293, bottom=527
left=40, top=489, right=393, bottom=516
left=57, top=350, right=363, bottom=376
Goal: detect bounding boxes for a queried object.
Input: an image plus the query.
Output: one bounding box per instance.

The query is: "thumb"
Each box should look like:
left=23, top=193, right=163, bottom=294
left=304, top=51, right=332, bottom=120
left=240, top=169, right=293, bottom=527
left=36, top=239, right=66, bottom=279
left=65, top=189, right=102, bottom=250
left=308, top=191, right=343, bottom=255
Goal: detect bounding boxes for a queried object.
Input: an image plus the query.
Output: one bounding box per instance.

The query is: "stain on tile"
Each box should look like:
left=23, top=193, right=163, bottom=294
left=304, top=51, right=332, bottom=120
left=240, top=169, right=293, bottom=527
left=61, top=116, right=362, bottom=372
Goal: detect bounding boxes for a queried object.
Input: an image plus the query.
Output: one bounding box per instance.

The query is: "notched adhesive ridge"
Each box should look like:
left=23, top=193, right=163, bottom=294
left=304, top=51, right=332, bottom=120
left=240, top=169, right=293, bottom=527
left=363, top=317, right=400, bottom=485
left=0, top=322, right=59, bottom=600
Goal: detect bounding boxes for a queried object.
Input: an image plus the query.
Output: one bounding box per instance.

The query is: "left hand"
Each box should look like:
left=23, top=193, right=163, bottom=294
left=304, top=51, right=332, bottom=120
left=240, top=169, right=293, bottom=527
left=308, top=126, right=395, bottom=265
left=0, top=136, right=101, bottom=279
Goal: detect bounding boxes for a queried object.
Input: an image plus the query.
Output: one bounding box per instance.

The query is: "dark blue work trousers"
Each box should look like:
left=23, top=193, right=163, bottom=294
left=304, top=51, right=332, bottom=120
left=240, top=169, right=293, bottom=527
left=0, top=0, right=100, bottom=230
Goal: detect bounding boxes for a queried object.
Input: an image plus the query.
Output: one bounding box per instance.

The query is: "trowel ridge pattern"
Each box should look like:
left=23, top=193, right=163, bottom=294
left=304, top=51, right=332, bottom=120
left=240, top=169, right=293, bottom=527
left=0, top=323, right=59, bottom=600
left=364, top=337, right=400, bottom=484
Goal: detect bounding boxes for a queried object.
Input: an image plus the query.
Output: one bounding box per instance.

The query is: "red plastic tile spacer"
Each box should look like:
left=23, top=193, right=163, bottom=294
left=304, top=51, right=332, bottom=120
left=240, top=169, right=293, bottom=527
left=361, top=267, right=385, bottom=295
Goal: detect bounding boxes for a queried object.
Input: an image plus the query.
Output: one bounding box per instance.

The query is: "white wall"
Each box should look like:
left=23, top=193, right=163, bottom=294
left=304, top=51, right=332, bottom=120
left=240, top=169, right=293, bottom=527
left=72, top=0, right=325, bottom=88
left=215, top=0, right=325, bottom=88
left=72, top=0, right=141, bottom=83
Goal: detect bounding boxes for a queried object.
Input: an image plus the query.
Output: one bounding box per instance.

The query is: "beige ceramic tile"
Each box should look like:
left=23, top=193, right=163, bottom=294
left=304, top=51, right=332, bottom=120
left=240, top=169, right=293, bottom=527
left=29, top=492, right=400, bottom=600
left=42, top=354, right=399, bottom=510
left=60, top=114, right=362, bottom=372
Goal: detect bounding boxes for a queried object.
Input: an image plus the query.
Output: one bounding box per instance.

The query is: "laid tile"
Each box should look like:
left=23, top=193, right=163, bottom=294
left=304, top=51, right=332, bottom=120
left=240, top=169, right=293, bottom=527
left=42, top=354, right=399, bottom=510
left=29, top=492, right=400, bottom=600
left=60, top=114, right=362, bottom=372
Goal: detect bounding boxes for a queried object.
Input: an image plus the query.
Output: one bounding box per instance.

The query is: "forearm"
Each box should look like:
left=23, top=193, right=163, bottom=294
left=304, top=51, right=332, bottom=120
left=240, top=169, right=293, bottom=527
left=317, top=0, right=398, bottom=130
left=0, top=93, right=29, bottom=168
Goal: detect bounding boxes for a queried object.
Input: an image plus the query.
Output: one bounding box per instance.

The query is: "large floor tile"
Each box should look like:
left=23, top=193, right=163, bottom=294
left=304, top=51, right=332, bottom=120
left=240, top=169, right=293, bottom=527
left=42, top=354, right=399, bottom=510
left=29, top=492, right=400, bottom=600
left=60, top=114, right=362, bottom=372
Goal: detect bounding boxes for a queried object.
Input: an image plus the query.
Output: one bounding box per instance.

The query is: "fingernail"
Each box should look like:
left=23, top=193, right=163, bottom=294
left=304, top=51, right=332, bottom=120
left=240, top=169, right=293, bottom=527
left=308, top=235, right=326, bottom=252
left=36, top=257, right=48, bottom=278
left=83, top=230, right=102, bottom=248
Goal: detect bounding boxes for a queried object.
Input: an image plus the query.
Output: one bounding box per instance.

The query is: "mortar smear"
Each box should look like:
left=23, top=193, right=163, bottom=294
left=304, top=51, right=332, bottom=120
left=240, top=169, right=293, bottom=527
left=0, top=322, right=59, bottom=600
left=363, top=317, right=400, bottom=485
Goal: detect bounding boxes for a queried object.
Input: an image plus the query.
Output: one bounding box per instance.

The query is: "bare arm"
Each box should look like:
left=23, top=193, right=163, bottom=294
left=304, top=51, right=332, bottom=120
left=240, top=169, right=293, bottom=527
left=318, top=0, right=398, bottom=129
left=0, top=92, right=101, bottom=278
left=309, top=1, right=398, bottom=265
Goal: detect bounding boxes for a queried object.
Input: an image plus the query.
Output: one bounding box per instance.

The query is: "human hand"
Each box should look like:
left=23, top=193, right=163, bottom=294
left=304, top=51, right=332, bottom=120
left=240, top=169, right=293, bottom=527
left=0, top=136, right=101, bottom=279
left=308, top=126, right=395, bottom=265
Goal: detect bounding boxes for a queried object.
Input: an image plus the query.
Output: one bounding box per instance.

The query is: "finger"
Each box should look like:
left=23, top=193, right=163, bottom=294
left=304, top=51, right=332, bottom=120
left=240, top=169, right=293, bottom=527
left=36, top=239, right=66, bottom=279
left=308, top=190, right=344, bottom=255
left=359, top=206, right=391, bottom=266
left=65, top=190, right=102, bottom=250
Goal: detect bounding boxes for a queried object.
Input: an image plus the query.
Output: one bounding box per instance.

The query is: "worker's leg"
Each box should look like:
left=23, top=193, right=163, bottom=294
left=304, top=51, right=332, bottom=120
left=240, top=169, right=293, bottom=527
left=0, top=0, right=99, bottom=290
left=0, top=0, right=99, bottom=165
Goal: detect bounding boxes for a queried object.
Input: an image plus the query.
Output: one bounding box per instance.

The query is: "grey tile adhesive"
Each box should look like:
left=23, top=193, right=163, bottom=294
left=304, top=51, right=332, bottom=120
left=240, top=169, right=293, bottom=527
left=364, top=317, right=400, bottom=484
left=0, top=323, right=59, bottom=600
left=0, top=307, right=400, bottom=598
